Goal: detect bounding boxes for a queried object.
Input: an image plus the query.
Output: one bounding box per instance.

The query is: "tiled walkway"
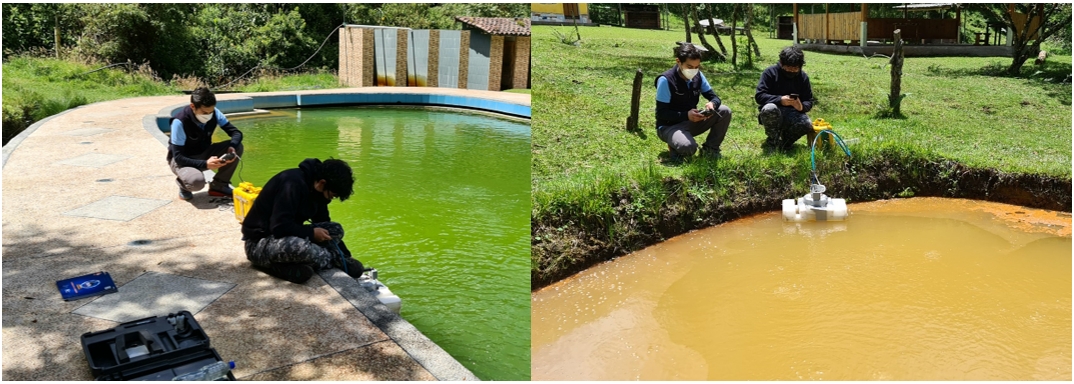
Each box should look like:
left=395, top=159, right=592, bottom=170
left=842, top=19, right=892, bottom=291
left=2, top=88, right=528, bottom=380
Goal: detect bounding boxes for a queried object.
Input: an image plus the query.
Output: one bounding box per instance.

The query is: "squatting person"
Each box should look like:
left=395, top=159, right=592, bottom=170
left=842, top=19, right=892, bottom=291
left=755, top=46, right=817, bottom=152
left=240, top=158, right=365, bottom=284
left=655, top=43, right=733, bottom=160
left=168, top=87, right=243, bottom=199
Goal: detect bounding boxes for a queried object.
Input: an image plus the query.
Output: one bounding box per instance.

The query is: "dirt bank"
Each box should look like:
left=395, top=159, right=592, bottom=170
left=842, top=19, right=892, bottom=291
left=532, top=153, right=1072, bottom=290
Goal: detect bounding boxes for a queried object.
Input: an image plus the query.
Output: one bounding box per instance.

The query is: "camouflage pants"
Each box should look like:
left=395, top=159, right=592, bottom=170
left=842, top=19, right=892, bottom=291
left=244, top=222, right=346, bottom=270
left=759, top=103, right=813, bottom=150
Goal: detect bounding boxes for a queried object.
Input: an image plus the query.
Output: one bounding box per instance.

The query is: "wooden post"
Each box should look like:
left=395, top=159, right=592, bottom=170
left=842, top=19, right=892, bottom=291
left=793, top=3, right=799, bottom=44
left=861, top=3, right=869, bottom=47
left=626, top=68, right=643, bottom=131
left=889, top=29, right=904, bottom=115
left=825, top=3, right=830, bottom=44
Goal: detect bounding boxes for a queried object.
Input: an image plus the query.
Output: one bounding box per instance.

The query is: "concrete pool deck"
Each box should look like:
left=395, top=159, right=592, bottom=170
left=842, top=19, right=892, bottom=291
left=2, top=87, right=529, bottom=380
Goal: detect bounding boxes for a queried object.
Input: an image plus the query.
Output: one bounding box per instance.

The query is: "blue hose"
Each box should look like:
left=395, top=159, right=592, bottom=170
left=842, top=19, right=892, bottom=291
left=809, top=129, right=852, bottom=185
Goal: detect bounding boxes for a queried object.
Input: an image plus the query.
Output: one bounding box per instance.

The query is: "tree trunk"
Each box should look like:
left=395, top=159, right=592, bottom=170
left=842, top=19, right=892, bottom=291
left=730, top=5, right=739, bottom=68
left=706, top=7, right=728, bottom=56
left=889, top=29, right=905, bottom=115
left=744, top=4, right=762, bottom=58
left=54, top=14, right=61, bottom=57
left=626, top=69, right=643, bottom=131
left=682, top=5, right=692, bottom=43
left=692, top=7, right=718, bottom=58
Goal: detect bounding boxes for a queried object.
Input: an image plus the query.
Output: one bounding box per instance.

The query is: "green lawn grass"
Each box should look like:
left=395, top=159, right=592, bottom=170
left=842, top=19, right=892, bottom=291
left=531, top=25, right=1072, bottom=285
left=534, top=26, right=1070, bottom=186
left=2, top=56, right=343, bottom=145
left=2, top=56, right=178, bottom=144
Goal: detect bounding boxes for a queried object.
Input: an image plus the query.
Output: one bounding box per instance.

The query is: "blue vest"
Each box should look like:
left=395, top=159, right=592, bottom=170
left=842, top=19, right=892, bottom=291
left=655, top=66, right=703, bottom=127
left=167, top=106, right=219, bottom=162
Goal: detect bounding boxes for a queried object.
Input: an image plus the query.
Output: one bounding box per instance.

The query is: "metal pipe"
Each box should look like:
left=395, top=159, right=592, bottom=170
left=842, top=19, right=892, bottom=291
left=343, top=24, right=412, bottom=30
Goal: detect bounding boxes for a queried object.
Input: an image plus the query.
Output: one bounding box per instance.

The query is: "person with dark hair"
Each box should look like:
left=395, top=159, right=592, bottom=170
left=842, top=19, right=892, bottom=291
left=755, top=46, right=816, bottom=152
left=168, top=87, right=244, bottom=200
left=655, top=43, right=733, bottom=160
left=240, top=158, right=363, bottom=284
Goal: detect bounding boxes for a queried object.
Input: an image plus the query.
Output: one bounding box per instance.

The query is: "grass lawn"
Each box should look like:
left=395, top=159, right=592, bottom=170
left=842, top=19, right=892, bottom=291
left=2, top=57, right=178, bottom=144
left=531, top=24, right=1072, bottom=286
left=1, top=56, right=342, bottom=145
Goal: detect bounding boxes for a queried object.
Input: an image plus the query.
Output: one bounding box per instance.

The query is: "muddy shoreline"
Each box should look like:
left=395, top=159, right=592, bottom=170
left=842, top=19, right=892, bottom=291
left=531, top=154, right=1072, bottom=290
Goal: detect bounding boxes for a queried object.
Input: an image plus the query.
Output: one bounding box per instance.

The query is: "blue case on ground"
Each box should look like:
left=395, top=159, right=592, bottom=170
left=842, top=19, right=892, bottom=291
left=57, top=272, right=118, bottom=301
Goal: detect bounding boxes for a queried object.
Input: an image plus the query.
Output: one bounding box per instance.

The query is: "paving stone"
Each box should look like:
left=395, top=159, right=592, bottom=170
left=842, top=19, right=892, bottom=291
left=55, top=153, right=130, bottom=168
left=72, top=271, right=235, bottom=323
left=241, top=341, right=436, bottom=381
left=63, top=195, right=170, bottom=221
left=62, top=128, right=115, bottom=136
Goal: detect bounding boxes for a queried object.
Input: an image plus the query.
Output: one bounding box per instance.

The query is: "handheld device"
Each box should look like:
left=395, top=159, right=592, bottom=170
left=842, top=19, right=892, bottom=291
left=789, top=94, right=799, bottom=100
left=220, top=152, right=237, bottom=162
left=699, top=108, right=717, bottom=117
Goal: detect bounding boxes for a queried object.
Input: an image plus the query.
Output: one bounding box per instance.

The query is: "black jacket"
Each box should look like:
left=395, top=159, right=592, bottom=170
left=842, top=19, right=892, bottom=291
left=167, top=106, right=243, bottom=169
left=755, top=64, right=815, bottom=114
left=241, top=158, right=341, bottom=247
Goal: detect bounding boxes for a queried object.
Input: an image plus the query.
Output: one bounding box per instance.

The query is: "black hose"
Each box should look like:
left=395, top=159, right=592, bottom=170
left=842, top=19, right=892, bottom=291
left=216, top=22, right=346, bottom=89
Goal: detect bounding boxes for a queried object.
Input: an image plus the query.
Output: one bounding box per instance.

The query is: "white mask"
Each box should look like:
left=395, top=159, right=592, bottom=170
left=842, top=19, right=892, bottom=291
left=195, top=113, right=212, bottom=124
left=680, top=67, right=699, bottom=80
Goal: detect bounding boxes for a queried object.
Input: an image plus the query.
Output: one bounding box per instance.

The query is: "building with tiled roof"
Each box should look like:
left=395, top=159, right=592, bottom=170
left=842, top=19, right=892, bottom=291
left=454, top=17, right=531, bottom=36
left=454, top=17, right=531, bottom=91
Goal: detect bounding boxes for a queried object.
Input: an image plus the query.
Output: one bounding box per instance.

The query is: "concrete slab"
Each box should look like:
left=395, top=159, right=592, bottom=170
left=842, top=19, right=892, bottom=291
left=61, top=127, right=115, bottom=137
left=71, top=271, right=235, bottom=323
left=62, top=196, right=170, bottom=221
left=54, top=153, right=130, bottom=168
left=193, top=274, right=390, bottom=379
left=243, top=341, right=437, bottom=381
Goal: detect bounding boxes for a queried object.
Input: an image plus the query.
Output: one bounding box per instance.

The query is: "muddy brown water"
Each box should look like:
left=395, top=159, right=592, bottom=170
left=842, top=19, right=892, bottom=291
left=532, top=198, right=1071, bottom=380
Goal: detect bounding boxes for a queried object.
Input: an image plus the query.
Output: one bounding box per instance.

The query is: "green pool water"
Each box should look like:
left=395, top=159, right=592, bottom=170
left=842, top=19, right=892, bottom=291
left=219, top=107, right=531, bottom=380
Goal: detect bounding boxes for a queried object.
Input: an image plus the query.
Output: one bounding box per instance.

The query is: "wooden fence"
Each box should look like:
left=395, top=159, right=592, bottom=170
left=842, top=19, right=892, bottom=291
left=798, top=13, right=958, bottom=42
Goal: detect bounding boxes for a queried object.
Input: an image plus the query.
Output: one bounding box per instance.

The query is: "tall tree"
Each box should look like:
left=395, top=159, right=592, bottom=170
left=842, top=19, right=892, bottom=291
left=730, top=4, right=738, bottom=68
left=743, top=4, right=761, bottom=59
left=691, top=5, right=719, bottom=60
left=967, top=3, right=1072, bottom=75
left=681, top=4, right=691, bottom=43
left=704, top=6, right=728, bottom=57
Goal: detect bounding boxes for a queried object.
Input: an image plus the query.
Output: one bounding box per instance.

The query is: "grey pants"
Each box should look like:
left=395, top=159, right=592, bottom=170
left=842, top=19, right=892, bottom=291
left=759, top=103, right=813, bottom=150
left=169, top=141, right=244, bottom=192
left=658, top=105, right=733, bottom=156
left=244, top=222, right=346, bottom=270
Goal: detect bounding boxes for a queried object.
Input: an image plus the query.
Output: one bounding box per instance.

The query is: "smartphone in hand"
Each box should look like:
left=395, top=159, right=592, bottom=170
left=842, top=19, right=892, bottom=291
left=699, top=108, right=716, bottom=117
left=789, top=94, right=799, bottom=100
left=220, top=152, right=237, bottom=162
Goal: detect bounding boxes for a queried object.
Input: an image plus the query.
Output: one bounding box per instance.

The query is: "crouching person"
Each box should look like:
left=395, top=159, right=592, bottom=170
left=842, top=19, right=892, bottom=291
left=240, top=158, right=364, bottom=284
left=755, top=46, right=816, bottom=152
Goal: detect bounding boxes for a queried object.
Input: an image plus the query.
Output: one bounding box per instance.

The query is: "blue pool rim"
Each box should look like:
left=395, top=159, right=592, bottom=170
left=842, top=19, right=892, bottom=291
left=143, top=91, right=530, bottom=145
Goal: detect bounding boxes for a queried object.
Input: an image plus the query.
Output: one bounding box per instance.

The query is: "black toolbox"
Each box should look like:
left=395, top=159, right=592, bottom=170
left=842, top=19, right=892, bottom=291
left=80, top=311, right=235, bottom=381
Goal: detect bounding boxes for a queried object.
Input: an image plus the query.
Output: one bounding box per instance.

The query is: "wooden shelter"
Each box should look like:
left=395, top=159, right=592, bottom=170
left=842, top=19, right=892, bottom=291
left=789, top=3, right=1039, bottom=57
left=622, top=4, right=661, bottom=30
left=795, top=3, right=960, bottom=45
